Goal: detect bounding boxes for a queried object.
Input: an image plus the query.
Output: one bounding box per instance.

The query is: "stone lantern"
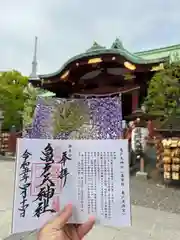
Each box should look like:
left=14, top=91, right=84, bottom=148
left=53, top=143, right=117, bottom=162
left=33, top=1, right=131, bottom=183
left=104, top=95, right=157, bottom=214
left=125, top=108, right=157, bottom=179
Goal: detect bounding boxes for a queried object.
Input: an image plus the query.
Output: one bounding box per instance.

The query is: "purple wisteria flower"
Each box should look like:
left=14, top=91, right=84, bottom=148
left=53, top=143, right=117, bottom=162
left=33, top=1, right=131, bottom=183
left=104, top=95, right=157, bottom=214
left=23, top=96, right=123, bottom=140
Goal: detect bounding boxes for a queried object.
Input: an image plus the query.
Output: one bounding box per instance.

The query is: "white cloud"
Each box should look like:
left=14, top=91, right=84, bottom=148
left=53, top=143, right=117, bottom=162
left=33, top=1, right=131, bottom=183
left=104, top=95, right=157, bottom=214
left=0, top=0, right=179, bottom=75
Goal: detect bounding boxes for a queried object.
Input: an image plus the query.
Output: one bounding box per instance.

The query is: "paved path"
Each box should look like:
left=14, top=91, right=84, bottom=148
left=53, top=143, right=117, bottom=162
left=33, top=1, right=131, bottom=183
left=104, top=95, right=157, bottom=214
left=1, top=160, right=180, bottom=240
left=0, top=160, right=14, bottom=240
left=3, top=206, right=180, bottom=240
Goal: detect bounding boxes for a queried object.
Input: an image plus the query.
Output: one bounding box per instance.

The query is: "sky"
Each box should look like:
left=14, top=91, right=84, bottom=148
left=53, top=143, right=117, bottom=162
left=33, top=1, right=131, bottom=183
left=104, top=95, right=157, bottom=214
left=0, top=0, right=180, bottom=76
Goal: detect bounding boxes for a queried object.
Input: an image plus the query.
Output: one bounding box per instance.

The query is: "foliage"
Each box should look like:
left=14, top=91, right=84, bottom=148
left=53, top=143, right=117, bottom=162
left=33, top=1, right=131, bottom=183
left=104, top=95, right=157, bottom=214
left=123, top=73, right=135, bottom=81
left=53, top=100, right=89, bottom=136
left=23, top=85, right=39, bottom=128
left=0, top=70, right=28, bottom=130
left=144, top=62, right=180, bottom=117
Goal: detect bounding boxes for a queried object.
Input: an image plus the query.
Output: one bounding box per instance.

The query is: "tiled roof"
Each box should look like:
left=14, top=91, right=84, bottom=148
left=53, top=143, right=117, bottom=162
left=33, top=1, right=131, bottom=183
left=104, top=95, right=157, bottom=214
left=38, top=38, right=168, bottom=79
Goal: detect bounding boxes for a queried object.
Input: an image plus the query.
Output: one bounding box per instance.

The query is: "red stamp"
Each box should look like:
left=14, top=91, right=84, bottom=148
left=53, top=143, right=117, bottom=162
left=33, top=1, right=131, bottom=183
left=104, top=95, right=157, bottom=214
left=30, top=163, right=62, bottom=196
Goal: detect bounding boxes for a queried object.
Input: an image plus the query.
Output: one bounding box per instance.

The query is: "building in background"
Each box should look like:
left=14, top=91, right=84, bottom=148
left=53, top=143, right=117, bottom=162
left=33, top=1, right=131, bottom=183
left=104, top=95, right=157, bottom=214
left=29, top=38, right=180, bottom=118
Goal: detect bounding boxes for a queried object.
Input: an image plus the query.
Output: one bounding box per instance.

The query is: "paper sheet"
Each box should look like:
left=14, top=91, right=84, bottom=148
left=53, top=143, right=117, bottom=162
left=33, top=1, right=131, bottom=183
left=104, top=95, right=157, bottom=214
left=12, top=139, right=131, bottom=233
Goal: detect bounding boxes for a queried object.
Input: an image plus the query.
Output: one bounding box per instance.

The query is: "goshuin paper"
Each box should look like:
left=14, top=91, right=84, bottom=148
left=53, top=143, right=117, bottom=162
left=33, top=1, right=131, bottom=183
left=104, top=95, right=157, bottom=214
left=12, top=138, right=131, bottom=233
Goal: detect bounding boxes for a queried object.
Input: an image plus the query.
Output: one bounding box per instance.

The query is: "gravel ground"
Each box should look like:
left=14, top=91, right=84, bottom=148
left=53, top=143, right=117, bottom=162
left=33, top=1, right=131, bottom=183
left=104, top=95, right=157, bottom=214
left=130, top=175, right=180, bottom=214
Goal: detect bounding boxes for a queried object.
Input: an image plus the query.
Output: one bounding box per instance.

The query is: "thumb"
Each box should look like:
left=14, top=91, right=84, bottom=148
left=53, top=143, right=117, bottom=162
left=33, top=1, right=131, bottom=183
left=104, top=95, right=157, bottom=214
left=50, top=204, right=73, bottom=229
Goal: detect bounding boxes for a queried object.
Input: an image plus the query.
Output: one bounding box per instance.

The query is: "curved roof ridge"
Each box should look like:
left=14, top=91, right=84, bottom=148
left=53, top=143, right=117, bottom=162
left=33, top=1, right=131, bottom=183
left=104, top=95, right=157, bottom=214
left=86, top=41, right=106, bottom=52
left=111, top=38, right=147, bottom=61
left=38, top=43, right=169, bottom=79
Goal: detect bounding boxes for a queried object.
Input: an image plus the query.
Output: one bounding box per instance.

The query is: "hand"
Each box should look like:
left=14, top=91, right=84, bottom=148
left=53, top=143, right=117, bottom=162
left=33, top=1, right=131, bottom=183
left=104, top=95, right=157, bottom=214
left=38, top=204, right=95, bottom=240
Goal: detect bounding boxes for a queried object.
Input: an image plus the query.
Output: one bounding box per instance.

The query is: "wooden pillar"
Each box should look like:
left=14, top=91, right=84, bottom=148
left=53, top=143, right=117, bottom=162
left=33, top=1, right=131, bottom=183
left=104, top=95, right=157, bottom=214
left=140, top=157, right=145, bottom=172
left=132, top=90, right=139, bottom=112
left=147, top=120, right=154, bottom=138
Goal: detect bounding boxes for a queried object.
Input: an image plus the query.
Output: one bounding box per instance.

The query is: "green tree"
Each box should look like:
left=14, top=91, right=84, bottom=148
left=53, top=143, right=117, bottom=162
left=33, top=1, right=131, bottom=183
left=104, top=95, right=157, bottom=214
left=23, top=84, right=39, bottom=129
left=0, top=70, right=28, bottom=130
left=145, top=62, right=180, bottom=116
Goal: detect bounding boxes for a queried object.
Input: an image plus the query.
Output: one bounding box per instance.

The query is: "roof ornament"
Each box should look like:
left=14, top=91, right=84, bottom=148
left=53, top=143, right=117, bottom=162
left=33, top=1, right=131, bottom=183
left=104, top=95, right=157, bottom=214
left=86, top=41, right=106, bottom=52
left=111, top=37, right=124, bottom=50
left=93, top=41, right=99, bottom=47
left=29, top=36, right=40, bottom=81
